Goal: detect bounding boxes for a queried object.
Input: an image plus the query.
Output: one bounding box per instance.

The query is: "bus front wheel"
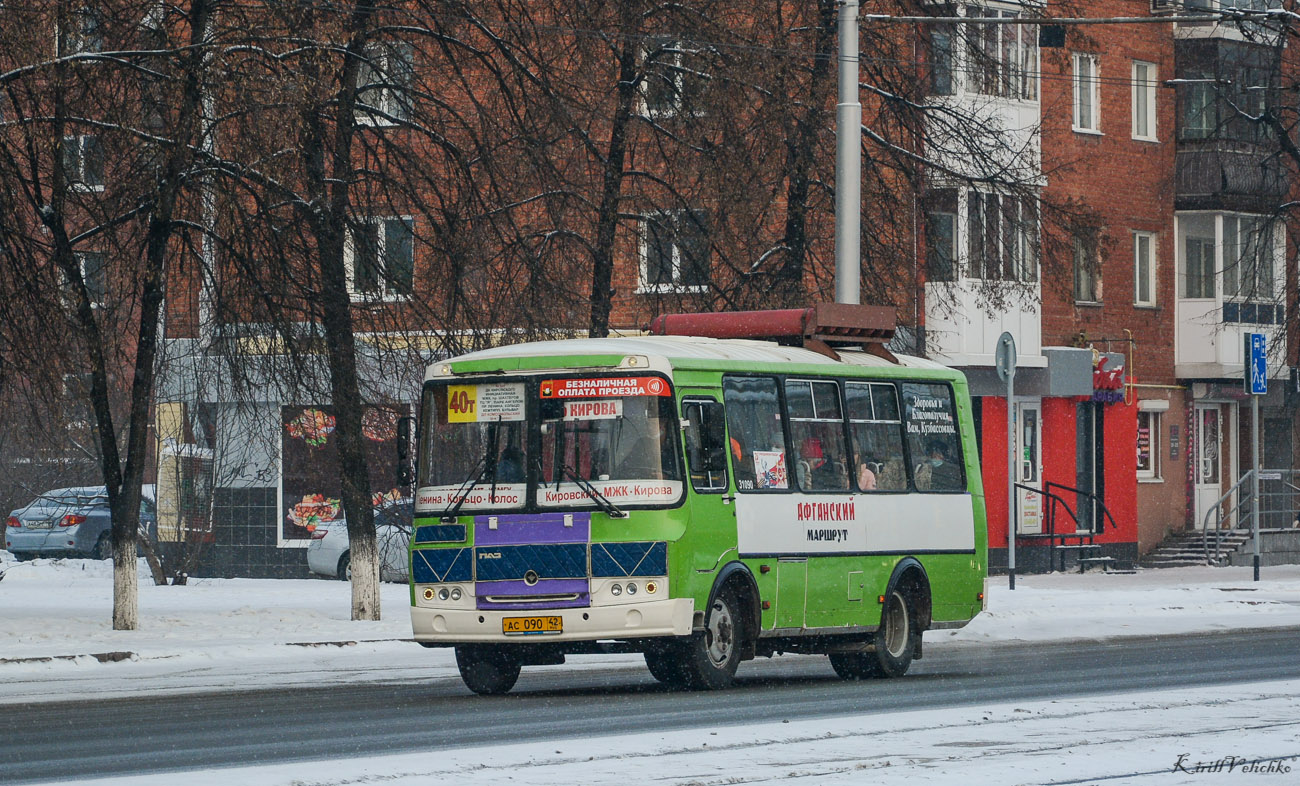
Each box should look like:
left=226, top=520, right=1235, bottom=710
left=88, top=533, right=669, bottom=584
left=455, top=646, right=521, bottom=695
left=830, top=588, right=918, bottom=680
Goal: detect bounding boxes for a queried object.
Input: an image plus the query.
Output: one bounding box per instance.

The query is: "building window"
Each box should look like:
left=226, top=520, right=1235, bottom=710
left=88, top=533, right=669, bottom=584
left=924, top=189, right=958, bottom=282
left=355, top=42, right=413, bottom=125
left=61, top=5, right=103, bottom=54
left=1223, top=214, right=1274, bottom=302
left=929, top=23, right=955, bottom=96
left=640, top=209, right=709, bottom=293
left=62, top=134, right=104, bottom=190
left=70, top=250, right=106, bottom=307
left=1180, top=82, right=1216, bottom=140
left=967, top=191, right=1037, bottom=282
left=965, top=6, right=1038, bottom=101
left=641, top=38, right=706, bottom=118
left=1072, top=230, right=1101, bottom=303
left=1134, top=232, right=1156, bottom=306
left=1132, top=61, right=1157, bottom=140
left=1073, top=53, right=1100, bottom=133
left=345, top=216, right=414, bottom=299
left=1136, top=410, right=1160, bottom=480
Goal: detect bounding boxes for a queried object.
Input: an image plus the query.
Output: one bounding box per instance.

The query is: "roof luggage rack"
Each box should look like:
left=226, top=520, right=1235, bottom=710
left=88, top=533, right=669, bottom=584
left=647, top=303, right=897, bottom=362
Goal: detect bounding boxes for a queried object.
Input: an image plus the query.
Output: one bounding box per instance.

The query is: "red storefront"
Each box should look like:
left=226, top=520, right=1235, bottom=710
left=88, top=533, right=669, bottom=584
left=975, top=350, right=1140, bottom=573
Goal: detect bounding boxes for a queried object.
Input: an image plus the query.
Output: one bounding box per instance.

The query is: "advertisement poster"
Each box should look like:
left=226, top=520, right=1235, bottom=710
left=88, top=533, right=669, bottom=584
left=281, top=405, right=407, bottom=543
left=753, top=450, right=788, bottom=489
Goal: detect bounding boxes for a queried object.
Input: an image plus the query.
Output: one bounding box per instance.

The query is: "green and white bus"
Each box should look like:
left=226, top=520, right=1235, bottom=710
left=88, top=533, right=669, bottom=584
left=405, top=306, right=987, bottom=694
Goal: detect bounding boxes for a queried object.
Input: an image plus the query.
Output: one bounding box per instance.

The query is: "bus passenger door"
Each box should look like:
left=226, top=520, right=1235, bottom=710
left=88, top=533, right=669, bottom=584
left=775, top=558, right=806, bottom=629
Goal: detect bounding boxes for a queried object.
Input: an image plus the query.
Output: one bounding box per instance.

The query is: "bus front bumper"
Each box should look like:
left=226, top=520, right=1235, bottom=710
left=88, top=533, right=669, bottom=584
left=411, top=598, right=695, bottom=644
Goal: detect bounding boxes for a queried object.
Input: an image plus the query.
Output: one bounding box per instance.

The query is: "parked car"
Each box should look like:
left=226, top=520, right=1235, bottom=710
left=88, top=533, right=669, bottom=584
left=306, top=499, right=412, bottom=582
left=5, top=487, right=157, bottom=560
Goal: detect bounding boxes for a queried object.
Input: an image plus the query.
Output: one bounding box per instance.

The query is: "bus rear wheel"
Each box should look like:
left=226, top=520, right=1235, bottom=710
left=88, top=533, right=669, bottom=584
left=455, top=646, right=521, bottom=695
left=830, top=588, right=918, bottom=680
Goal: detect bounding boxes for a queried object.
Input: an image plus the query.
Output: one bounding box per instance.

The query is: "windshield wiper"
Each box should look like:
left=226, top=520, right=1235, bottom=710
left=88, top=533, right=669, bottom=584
left=558, top=463, right=627, bottom=519
left=441, top=423, right=499, bottom=521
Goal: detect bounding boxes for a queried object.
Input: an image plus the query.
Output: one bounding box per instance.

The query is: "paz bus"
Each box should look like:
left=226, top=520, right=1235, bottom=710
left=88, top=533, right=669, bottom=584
left=403, top=304, right=987, bottom=694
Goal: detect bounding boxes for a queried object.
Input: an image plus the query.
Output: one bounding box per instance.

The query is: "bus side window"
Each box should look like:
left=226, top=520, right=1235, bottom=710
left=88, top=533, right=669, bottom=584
left=901, top=382, right=965, bottom=491
left=785, top=379, right=849, bottom=491
left=681, top=399, right=727, bottom=493
left=723, top=376, right=788, bottom=491
left=845, top=382, right=907, bottom=491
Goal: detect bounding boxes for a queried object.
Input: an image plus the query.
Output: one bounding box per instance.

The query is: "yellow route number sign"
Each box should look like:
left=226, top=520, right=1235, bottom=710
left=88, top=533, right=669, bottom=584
left=446, top=385, right=478, bottom=423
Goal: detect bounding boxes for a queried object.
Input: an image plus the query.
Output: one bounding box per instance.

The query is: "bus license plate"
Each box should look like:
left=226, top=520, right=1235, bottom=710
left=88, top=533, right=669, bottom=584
left=502, top=616, right=562, bottom=635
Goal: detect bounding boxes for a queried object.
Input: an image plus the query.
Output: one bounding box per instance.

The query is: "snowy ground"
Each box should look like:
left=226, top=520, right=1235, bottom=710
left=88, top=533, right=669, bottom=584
left=4, top=551, right=1300, bottom=784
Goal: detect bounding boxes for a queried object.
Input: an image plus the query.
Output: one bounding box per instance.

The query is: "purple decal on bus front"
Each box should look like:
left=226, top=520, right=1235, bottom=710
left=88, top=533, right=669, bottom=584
left=474, top=512, right=591, bottom=546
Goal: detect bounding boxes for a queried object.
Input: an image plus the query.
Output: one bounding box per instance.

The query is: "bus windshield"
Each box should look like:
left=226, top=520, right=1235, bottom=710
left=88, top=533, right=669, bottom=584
left=537, top=378, right=682, bottom=508
left=417, top=375, right=683, bottom=513
left=419, top=381, right=529, bottom=512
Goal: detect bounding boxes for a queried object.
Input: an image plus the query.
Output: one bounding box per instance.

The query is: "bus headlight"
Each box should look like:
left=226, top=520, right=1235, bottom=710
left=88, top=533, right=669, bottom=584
left=626, top=582, right=637, bottom=595
left=438, top=588, right=450, bottom=601
left=450, top=588, right=462, bottom=601
left=611, top=583, right=622, bottom=596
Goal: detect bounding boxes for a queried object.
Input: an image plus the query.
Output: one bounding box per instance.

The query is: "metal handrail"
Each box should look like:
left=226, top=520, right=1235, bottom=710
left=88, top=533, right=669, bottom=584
left=1013, top=482, right=1081, bottom=539
left=1044, top=480, right=1119, bottom=533
left=1201, top=469, right=1256, bottom=566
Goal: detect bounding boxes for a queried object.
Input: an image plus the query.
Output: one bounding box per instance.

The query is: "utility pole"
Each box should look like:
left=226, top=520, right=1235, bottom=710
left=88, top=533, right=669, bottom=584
left=835, top=0, right=861, bottom=306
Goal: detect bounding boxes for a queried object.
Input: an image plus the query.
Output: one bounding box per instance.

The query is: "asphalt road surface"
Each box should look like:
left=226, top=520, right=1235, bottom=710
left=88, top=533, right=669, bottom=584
left=5, top=628, right=1300, bottom=783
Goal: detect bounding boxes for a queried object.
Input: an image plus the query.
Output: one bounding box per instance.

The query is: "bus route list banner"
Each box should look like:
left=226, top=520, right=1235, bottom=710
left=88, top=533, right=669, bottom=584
left=446, top=382, right=526, bottom=423
left=540, top=377, right=670, bottom=398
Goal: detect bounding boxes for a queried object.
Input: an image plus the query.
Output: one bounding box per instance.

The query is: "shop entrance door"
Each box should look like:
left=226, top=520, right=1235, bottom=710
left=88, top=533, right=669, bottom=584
left=1015, top=400, right=1043, bottom=534
left=1194, top=404, right=1223, bottom=529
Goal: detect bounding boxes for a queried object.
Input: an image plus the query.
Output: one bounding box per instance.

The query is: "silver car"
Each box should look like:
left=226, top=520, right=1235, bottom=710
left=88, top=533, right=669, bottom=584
left=306, top=500, right=412, bottom=582
left=5, top=486, right=157, bottom=560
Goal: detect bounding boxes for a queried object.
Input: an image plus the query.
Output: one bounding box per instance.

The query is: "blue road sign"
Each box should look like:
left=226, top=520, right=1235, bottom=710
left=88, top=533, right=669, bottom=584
left=1248, top=333, right=1267, bottom=396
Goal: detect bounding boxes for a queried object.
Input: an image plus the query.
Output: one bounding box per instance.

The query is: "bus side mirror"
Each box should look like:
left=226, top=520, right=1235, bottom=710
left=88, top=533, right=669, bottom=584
left=397, top=416, right=415, bottom=486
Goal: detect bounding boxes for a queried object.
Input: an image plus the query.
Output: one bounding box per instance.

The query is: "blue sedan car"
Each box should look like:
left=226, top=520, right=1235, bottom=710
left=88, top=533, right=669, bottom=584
left=5, top=487, right=156, bottom=560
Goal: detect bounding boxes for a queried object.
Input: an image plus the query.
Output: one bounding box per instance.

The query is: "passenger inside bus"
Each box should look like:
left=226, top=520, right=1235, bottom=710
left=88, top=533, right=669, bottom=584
left=915, top=439, right=962, bottom=490
left=796, top=435, right=848, bottom=491
left=497, top=445, right=525, bottom=483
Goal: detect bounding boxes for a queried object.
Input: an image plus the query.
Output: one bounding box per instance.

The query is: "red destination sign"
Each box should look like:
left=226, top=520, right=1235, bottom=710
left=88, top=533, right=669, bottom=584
left=539, top=377, right=670, bottom=398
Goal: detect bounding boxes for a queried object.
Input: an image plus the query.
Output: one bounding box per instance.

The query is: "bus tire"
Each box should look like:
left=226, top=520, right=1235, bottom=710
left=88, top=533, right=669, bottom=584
left=679, top=583, right=746, bottom=690
left=455, top=646, right=521, bottom=695
left=829, top=588, right=918, bottom=680
left=644, top=646, right=691, bottom=688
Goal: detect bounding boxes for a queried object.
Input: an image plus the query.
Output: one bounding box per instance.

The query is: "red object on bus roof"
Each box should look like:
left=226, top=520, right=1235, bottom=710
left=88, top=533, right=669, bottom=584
left=647, top=303, right=897, bottom=362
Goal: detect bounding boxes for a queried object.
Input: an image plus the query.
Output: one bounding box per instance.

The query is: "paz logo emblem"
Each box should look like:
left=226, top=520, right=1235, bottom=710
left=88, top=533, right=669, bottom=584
left=523, top=569, right=540, bottom=586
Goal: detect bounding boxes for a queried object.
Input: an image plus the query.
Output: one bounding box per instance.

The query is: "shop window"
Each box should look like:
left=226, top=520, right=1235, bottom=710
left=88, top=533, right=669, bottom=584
left=1137, top=410, right=1160, bottom=480
left=723, top=376, right=788, bottom=491
left=785, top=379, right=849, bottom=491
left=845, top=382, right=907, bottom=491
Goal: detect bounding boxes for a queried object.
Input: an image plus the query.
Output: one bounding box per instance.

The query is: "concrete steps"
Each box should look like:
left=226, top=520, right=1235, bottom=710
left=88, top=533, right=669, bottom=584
left=1141, top=530, right=1252, bottom=568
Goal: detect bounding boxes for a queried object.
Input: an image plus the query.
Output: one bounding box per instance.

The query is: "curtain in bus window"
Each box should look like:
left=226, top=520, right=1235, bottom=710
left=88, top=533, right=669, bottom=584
left=845, top=382, right=907, bottom=491
left=900, top=383, right=965, bottom=491
left=785, top=379, right=849, bottom=491
left=723, top=377, right=788, bottom=490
